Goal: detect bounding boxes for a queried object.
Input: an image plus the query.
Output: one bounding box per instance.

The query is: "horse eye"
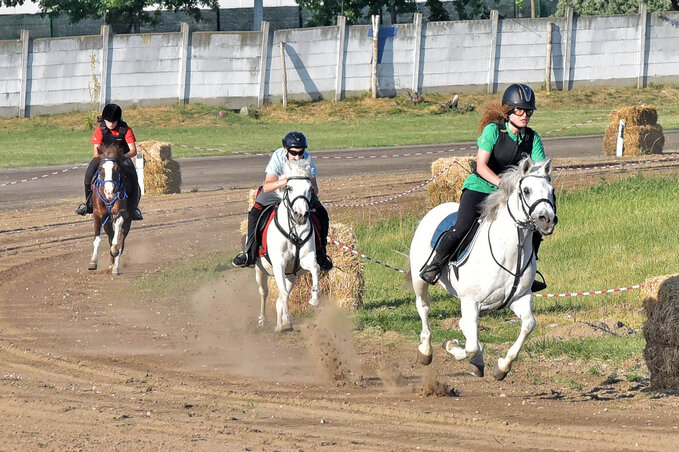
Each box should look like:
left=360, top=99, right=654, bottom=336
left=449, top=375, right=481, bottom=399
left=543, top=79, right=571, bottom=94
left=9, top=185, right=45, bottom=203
left=523, top=187, right=530, bottom=196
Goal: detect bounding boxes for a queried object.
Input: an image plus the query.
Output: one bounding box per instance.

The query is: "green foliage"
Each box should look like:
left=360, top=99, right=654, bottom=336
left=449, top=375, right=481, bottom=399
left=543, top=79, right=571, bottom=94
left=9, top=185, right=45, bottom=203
left=452, top=0, right=499, bottom=20
left=0, top=0, right=218, bottom=32
left=296, top=0, right=417, bottom=26
left=425, top=0, right=449, bottom=21
left=555, top=0, right=673, bottom=16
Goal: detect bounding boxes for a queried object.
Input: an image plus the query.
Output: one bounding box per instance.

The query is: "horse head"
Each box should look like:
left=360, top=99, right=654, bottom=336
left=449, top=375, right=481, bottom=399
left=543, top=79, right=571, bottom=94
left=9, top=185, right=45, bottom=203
left=97, top=145, right=124, bottom=201
left=279, top=160, right=314, bottom=225
left=515, top=158, right=558, bottom=235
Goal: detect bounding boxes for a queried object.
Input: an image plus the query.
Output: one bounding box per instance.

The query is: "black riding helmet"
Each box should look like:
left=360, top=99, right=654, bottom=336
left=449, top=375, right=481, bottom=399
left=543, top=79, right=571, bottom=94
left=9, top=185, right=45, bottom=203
left=102, top=103, right=122, bottom=122
left=282, top=131, right=308, bottom=149
left=502, top=84, right=537, bottom=110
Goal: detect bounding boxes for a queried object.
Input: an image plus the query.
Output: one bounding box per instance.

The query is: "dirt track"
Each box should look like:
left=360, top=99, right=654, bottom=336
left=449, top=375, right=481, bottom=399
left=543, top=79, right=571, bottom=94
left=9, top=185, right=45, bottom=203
left=2, top=161, right=679, bottom=450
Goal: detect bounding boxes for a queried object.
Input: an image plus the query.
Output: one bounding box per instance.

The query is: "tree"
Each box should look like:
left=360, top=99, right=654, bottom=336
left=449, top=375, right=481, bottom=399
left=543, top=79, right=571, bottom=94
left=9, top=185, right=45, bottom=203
left=556, top=0, right=674, bottom=16
left=296, top=0, right=364, bottom=26
left=426, top=0, right=450, bottom=22
left=0, top=0, right=219, bottom=33
left=451, top=0, right=499, bottom=20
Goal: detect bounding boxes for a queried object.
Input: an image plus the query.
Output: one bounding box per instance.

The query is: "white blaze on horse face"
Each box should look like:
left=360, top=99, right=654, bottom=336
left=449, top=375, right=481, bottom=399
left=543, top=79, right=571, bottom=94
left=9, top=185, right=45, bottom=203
left=524, top=171, right=557, bottom=235
left=288, top=179, right=311, bottom=225
left=102, top=160, right=116, bottom=200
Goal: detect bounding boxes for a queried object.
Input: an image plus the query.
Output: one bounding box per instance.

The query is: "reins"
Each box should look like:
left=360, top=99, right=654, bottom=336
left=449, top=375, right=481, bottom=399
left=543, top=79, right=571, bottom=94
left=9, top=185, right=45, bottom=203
left=93, top=158, right=127, bottom=225
left=488, top=172, right=555, bottom=307
left=272, top=176, right=313, bottom=275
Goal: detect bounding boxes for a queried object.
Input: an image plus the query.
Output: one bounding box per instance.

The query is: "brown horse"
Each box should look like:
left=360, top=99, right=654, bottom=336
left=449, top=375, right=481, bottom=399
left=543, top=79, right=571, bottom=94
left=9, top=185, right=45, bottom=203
left=88, top=144, right=132, bottom=274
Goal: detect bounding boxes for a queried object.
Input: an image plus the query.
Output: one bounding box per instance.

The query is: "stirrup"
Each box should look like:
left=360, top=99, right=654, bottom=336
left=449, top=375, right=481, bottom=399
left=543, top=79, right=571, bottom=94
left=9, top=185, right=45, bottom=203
left=75, top=202, right=87, bottom=216
left=317, top=254, right=333, bottom=271
left=232, top=251, right=250, bottom=268
left=531, top=270, right=547, bottom=292
left=130, top=208, right=143, bottom=221
left=419, top=263, right=442, bottom=286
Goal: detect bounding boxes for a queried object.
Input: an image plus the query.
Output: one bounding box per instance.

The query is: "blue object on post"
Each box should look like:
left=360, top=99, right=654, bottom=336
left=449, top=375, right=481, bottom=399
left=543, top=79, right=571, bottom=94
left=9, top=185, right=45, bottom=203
left=367, top=27, right=398, bottom=64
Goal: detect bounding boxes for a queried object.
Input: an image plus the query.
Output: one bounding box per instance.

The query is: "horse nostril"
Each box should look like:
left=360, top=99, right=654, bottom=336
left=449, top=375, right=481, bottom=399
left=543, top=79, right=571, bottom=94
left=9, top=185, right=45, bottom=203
left=554, top=215, right=559, bottom=225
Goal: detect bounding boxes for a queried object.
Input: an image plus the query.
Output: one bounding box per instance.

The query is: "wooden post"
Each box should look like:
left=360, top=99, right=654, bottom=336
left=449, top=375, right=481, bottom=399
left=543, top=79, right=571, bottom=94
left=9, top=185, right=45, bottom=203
left=531, top=0, right=536, bottom=18
left=486, top=10, right=499, bottom=94
left=371, top=15, right=379, bottom=99
left=637, top=3, right=648, bottom=89
left=19, top=29, right=29, bottom=118
left=280, top=41, right=287, bottom=108
left=257, top=21, right=270, bottom=107
left=334, top=15, right=346, bottom=102
left=411, top=13, right=423, bottom=94
left=99, top=25, right=110, bottom=110
left=545, top=22, right=552, bottom=93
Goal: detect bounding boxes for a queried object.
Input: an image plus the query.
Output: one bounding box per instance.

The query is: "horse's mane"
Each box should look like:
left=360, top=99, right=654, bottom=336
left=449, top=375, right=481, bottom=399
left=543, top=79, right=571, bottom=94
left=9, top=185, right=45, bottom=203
left=99, top=144, right=123, bottom=160
left=480, top=157, right=535, bottom=222
left=282, top=159, right=313, bottom=179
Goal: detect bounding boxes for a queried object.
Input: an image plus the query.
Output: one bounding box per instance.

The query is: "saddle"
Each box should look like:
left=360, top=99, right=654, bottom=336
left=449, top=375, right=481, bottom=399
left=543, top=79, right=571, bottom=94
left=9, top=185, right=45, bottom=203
left=255, top=203, right=323, bottom=259
left=430, top=212, right=482, bottom=279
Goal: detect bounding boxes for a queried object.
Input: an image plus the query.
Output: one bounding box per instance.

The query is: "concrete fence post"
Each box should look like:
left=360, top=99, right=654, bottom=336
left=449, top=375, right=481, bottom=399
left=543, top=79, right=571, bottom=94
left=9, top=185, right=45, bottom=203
left=257, top=21, right=270, bottom=107
left=99, top=25, right=110, bottom=110
left=334, top=15, right=346, bottom=102
left=179, top=22, right=190, bottom=104
left=487, top=10, right=499, bottom=94
left=637, top=3, right=648, bottom=89
left=411, top=13, right=422, bottom=94
left=563, top=6, right=573, bottom=91
left=19, top=29, right=29, bottom=118
left=545, top=22, right=552, bottom=92
left=280, top=41, right=287, bottom=108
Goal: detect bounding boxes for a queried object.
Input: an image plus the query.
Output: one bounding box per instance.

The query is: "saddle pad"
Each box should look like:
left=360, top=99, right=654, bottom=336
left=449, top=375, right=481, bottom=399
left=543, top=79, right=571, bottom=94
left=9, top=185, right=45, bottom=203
left=430, top=211, right=473, bottom=263
left=258, top=209, right=322, bottom=257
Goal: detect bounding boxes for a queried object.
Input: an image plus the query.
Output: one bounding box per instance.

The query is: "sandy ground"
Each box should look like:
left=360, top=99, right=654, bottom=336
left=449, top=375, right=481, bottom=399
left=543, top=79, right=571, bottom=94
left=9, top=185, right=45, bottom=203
left=2, top=160, right=679, bottom=450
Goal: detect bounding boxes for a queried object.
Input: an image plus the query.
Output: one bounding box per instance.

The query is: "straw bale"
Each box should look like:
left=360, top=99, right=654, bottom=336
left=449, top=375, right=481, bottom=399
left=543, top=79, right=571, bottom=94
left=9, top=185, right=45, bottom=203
left=642, top=274, right=679, bottom=390
left=603, top=124, right=664, bottom=156
left=425, top=156, right=476, bottom=209
left=611, top=106, right=658, bottom=127
left=267, top=222, right=364, bottom=314
left=137, top=140, right=173, bottom=161
left=137, top=140, right=182, bottom=195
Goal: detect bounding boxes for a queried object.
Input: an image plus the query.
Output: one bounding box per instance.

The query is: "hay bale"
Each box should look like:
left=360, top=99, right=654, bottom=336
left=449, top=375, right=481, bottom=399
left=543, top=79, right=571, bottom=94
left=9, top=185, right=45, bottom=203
left=425, top=156, right=476, bottom=209
left=603, top=115, right=664, bottom=156
left=611, top=106, right=658, bottom=126
left=137, top=140, right=182, bottom=194
left=268, top=222, right=364, bottom=313
left=642, top=274, right=679, bottom=390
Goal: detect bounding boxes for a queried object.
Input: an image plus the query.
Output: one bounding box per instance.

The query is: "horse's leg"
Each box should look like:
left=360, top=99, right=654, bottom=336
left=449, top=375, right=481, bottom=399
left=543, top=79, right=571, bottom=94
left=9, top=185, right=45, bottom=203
left=443, top=298, right=483, bottom=376
left=274, top=270, right=295, bottom=333
left=300, top=252, right=321, bottom=306
left=89, top=220, right=102, bottom=271
left=255, top=266, right=268, bottom=327
left=111, top=217, right=126, bottom=275
left=493, top=294, right=535, bottom=381
left=414, top=276, right=434, bottom=365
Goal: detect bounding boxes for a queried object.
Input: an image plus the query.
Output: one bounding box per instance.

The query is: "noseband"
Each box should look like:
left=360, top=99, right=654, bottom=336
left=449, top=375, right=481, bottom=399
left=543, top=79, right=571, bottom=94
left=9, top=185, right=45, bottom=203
left=508, top=174, right=557, bottom=230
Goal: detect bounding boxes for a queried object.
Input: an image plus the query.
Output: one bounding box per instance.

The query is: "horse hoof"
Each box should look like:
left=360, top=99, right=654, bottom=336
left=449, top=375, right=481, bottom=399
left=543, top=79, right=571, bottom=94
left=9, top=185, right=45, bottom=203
left=88, top=263, right=97, bottom=271
left=417, top=350, right=433, bottom=366
left=276, top=323, right=293, bottom=333
left=469, top=362, right=484, bottom=377
left=492, top=363, right=508, bottom=381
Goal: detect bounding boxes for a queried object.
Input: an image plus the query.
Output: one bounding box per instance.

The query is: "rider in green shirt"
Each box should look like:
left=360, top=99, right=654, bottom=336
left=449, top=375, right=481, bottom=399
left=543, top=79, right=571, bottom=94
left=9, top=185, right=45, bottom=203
left=419, top=83, right=549, bottom=292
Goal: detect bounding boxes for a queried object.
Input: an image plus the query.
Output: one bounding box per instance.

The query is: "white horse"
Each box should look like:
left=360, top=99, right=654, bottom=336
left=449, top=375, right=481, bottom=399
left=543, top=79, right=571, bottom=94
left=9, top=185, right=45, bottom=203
left=254, top=160, right=321, bottom=332
left=409, top=158, right=557, bottom=380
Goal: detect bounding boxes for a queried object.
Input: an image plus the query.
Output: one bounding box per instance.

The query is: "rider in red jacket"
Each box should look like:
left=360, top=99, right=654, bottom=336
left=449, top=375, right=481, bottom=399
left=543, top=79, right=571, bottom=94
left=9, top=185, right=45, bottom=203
left=75, top=103, right=143, bottom=221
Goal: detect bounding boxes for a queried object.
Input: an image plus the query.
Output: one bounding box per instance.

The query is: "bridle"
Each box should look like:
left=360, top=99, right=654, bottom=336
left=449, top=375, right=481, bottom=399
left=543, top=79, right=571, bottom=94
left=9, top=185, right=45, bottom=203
left=488, top=171, right=556, bottom=305
left=93, top=157, right=127, bottom=225
left=273, top=176, right=314, bottom=274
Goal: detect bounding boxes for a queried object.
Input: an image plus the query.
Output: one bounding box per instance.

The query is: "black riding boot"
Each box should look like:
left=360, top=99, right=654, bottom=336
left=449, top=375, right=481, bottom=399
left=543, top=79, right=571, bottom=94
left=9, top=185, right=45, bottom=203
left=419, top=229, right=460, bottom=285
left=531, top=232, right=547, bottom=292
left=232, top=207, right=261, bottom=268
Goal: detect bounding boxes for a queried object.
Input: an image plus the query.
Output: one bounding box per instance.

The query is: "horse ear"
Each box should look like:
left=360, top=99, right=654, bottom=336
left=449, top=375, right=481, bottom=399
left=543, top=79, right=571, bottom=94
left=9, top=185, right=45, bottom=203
left=543, top=158, right=553, bottom=177
left=520, top=157, right=532, bottom=175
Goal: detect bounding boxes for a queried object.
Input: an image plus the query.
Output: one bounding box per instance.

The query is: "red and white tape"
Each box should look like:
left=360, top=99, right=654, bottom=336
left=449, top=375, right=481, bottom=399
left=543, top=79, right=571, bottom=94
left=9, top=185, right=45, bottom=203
left=328, top=237, right=645, bottom=298
left=0, top=163, right=88, bottom=188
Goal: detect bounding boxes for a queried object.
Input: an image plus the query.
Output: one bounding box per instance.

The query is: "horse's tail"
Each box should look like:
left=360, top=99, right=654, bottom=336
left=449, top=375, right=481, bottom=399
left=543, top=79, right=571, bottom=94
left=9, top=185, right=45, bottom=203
left=402, top=259, right=413, bottom=290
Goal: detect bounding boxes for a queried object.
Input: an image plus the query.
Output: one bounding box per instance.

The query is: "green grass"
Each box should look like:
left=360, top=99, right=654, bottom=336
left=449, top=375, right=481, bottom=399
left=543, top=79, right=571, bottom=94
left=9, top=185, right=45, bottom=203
left=2, top=85, right=679, bottom=168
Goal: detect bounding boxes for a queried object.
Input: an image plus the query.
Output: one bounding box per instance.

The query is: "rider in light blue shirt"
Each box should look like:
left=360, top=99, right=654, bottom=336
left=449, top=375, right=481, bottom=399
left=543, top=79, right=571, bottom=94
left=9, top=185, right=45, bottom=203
left=232, top=132, right=332, bottom=271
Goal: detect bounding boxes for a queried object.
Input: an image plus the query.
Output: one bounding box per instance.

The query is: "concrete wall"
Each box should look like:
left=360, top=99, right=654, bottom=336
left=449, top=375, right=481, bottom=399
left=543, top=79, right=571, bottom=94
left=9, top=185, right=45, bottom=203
left=2, top=8, right=679, bottom=118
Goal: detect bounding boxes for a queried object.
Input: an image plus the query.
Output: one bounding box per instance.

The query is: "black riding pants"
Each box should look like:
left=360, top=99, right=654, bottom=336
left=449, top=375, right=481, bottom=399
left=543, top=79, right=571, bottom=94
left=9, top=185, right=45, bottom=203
left=436, top=188, right=543, bottom=260
left=435, top=189, right=488, bottom=258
